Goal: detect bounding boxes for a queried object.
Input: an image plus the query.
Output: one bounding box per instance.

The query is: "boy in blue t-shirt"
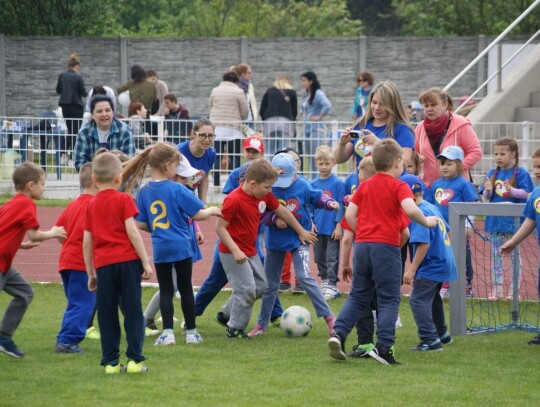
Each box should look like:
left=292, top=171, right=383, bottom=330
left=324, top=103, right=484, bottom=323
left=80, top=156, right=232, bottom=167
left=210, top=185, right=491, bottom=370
left=402, top=174, right=457, bottom=351
left=311, top=145, right=345, bottom=300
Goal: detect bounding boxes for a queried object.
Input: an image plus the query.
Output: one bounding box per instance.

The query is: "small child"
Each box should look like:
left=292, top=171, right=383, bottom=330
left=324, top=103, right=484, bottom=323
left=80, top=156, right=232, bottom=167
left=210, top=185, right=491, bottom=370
left=55, top=162, right=98, bottom=353
left=83, top=152, right=153, bottom=374
left=329, top=139, right=437, bottom=365
left=216, top=158, right=317, bottom=338
left=501, top=147, right=540, bottom=344
left=406, top=150, right=421, bottom=177
left=249, top=153, right=339, bottom=337
left=481, top=137, right=533, bottom=300
left=127, top=143, right=221, bottom=346
left=426, top=146, right=479, bottom=298
left=0, top=162, right=67, bottom=359
left=311, top=145, right=345, bottom=300
left=402, top=174, right=456, bottom=351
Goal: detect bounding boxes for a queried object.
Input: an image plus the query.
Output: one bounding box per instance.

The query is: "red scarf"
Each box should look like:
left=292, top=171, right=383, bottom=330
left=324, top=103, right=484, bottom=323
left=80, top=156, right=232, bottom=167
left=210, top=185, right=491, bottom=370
left=424, top=112, right=450, bottom=150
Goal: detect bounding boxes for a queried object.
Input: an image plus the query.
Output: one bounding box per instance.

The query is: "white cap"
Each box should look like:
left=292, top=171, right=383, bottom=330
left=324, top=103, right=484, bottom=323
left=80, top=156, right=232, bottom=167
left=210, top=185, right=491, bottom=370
left=176, top=156, right=199, bottom=178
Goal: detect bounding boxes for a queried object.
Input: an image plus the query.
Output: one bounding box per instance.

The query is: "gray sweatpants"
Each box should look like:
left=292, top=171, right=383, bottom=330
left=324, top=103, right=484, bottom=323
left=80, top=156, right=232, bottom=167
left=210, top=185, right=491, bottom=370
left=219, top=253, right=266, bottom=330
left=0, top=267, right=34, bottom=339
left=313, top=234, right=340, bottom=286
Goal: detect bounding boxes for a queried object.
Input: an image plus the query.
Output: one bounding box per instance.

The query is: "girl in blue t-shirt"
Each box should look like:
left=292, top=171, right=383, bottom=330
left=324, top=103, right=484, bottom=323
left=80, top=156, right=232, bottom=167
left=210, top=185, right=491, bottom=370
left=480, top=138, right=533, bottom=300
left=124, top=143, right=221, bottom=346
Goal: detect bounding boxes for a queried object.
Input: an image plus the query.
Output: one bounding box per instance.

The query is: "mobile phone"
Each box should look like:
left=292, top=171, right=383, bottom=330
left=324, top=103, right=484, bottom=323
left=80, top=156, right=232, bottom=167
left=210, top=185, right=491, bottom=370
left=349, top=130, right=362, bottom=139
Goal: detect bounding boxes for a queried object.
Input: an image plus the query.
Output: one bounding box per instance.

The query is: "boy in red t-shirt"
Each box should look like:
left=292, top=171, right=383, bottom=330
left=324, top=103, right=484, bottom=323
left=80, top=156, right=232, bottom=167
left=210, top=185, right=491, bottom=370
left=83, top=152, right=153, bottom=374
left=0, top=162, right=67, bottom=359
left=54, top=162, right=98, bottom=353
left=216, top=158, right=317, bottom=338
left=329, top=139, right=437, bottom=365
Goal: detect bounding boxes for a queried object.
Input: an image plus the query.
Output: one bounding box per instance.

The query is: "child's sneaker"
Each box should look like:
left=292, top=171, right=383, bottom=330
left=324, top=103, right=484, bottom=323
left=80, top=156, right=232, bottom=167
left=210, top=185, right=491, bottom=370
left=55, top=342, right=83, bottom=353
left=320, top=279, right=329, bottom=290
left=292, top=284, right=305, bottom=294
left=348, top=343, right=376, bottom=358
left=104, top=363, right=125, bottom=374
left=395, top=314, right=403, bottom=329
left=528, top=334, right=540, bottom=345
left=146, top=317, right=159, bottom=331
left=440, top=332, right=453, bottom=345
left=328, top=333, right=347, bottom=361
left=410, top=339, right=443, bottom=351
left=323, top=285, right=341, bottom=300
left=370, top=345, right=400, bottom=365
left=270, top=316, right=281, bottom=328
left=185, top=331, right=203, bottom=344
left=465, top=282, right=473, bottom=298
left=278, top=282, right=292, bottom=292
left=324, top=314, right=336, bottom=333
left=154, top=332, right=176, bottom=346
left=0, top=336, right=25, bottom=359
left=145, top=327, right=160, bottom=337
left=216, top=312, right=229, bottom=327
left=126, top=360, right=148, bottom=373
left=86, top=326, right=100, bottom=340
left=247, top=324, right=266, bottom=337
left=439, top=287, right=449, bottom=299
left=226, top=327, right=249, bottom=339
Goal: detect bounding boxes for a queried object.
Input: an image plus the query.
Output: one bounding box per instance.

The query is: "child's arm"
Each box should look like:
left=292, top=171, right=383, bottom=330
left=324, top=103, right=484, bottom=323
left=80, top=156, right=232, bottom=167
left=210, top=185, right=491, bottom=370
left=20, top=241, right=40, bottom=250
left=345, top=203, right=358, bottom=233
left=273, top=205, right=317, bottom=245
left=481, top=177, right=493, bottom=202
left=500, top=218, right=536, bottom=255
left=192, top=206, right=222, bottom=221
left=403, top=242, right=429, bottom=285
left=331, top=223, right=343, bottom=241
left=83, top=231, right=97, bottom=292
left=339, top=228, right=354, bottom=282
left=314, top=194, right=339, bottom=210
left=26, top=226, right=67, bottom=242
left=194, top=220, right=204, bottom=244
left=136, top=221, right=150, bottom=232
left=216, top=217, right=246, bottom=264
left=504, top=182, right=529, bottom=200
left=401, top=198, right=437, bottom=227
left=198, top=176, right=210, bottom=204
left=400, top=227, right=410, bottom=248
left=125, top=217, right=153, bottom=280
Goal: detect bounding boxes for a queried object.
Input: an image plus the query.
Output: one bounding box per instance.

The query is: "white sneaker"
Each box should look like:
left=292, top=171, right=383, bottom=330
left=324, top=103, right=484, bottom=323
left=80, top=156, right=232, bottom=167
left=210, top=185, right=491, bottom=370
left=323, top=286, right=341, bottom=300
left=395, top=314, right=403, bottom=329
left=154, top=333, right=176, bottom=346
left=145, top=327, right=160, bottom=337
left=320, top=279, right=329, bottom=290
left=185, top=331, right=203, bottom=344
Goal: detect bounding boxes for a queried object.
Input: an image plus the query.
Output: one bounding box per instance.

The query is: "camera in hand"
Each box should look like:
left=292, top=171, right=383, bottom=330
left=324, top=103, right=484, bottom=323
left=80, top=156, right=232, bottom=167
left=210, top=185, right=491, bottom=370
left=349, top=130, right=363, bottom=139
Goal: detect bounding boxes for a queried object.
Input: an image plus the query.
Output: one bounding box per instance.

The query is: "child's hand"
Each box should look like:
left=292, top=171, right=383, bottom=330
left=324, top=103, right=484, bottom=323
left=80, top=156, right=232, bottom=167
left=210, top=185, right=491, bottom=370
left=210, top=207, right=222, bottom=218
left=327, top=201, right=339, bottom=211
left=142, top=263, right=153, bottom=280
left=20, top=240, right=40, bottom=250
left=233, top=249, right=247, bottom=264
left=502, top=179, right=511, bottom=191
left=403, top=269, right=415, bottom=285
left=87, top=275, right=97, bottom=292
left=343, top=194, right=352, bottom=207
left=425, top=216, right=438, bottom=228
left=276, top=218, right=287, bottom=229
left=331, top=224, right=342, bottom=241
left=341, top=265, right=352, bottom=283
left=298, top=229, right=317, bottom=245
left=196, top=232, right=204, bottom=245
left=500, top=239, right=516, bottom=256
left=312, top=223, right=318, bottom=234
left=52, top=226, right=67, bottom=239
left=482, top=177, right=492, bottom=191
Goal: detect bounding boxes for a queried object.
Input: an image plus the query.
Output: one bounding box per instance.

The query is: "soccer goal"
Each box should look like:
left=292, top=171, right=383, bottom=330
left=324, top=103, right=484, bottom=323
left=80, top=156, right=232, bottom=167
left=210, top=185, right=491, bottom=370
left=448, top=202, right=539, bottom=336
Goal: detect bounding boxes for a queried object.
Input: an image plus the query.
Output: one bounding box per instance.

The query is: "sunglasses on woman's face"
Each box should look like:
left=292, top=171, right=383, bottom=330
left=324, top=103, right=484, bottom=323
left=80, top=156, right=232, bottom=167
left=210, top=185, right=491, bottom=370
left=359, top=78, right=367, bottom=82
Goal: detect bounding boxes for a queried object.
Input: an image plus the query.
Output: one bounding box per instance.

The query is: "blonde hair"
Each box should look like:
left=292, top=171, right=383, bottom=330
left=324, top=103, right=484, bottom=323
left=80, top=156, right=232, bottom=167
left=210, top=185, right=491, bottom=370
left=122, top=143, right=181, bottom=194
left=273, top=74, right=293, bottom=90
left=418, top=87, right=455, bottom=112
left=371, top=139, right=403, bottom=172
left=532, top=147, right=540, bottom=159
left=244, top=158, right=277, bottom=184
left=409, top=151, right=420, bottom=175
left=68, top=53, right=80, bottom=69
left=93, top=152, right=122, bottom=184
left=79, top=162, right=94, bottom=189
left=314, top=145, right=334, bottom=162
left=359, top=156, right=376, bottom=179
left=12, top=162, right=44, bottom=191
left=358, top=81, right=412, bottom=138
left=235, top=63, right=251, bottom=76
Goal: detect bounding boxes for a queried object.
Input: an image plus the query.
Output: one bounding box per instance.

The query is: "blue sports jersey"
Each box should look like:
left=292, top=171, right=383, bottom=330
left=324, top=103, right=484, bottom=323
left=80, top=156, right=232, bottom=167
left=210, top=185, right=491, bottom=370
left=522, top=185, right=540, bottom=249
left=343, top=171, right=358, bottom=196
left=190, top=221, right=202, bottom=262
left=351, top=120, right=414, bottom=164
left=480, top=166, right=533, bottom=233
left=426, top=176, right=478, bottom=223
left=266, top=176, right=322, bottom=252
left=136, top=180, right=204, bottom=263
left=223, top=166, right=241, bottom=195
left=178, top=141, right=216, bottom=193
left=311, top=174, right=345, bottom=235
left=410, top=201, right=457, bottom=282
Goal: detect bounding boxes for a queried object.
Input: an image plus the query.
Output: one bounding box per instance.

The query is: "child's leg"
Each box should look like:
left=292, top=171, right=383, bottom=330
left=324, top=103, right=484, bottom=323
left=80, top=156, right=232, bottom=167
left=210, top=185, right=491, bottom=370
left=57, top=270, right=95, bottom=346
left=325, top=238, right=340, bottom=287
left=174, top=258, right=196, bottom=330
left=258, top=249, right=286, bottom=328
left=155, top=263, right=175, bottom=330
left=465, top=236, right=474, bottom=284
left=280, top=252, right=292, bottom=285
left=490, top=233, right=504, bottom=297
left=409, top=278, right=440, bottom=343
left=0, top=267, right=34, bottom=339
left=431, top=282, right=447, bottom=337
left=313, top=235, right=329, bottom=281
left=372, top=244, right=402, bottom=349
left=143, top=290, right=161, bottom=320
left=355, top=295, right=376, bottom=345
left=195, top=243, right=229, bottom=316
left=291, top=245, right=332, bottom=318
left=119, top=260, right=145, bottom=363
left=96, top=266, right=122, bottom=366
left=220, top=253, right=261, bottom=330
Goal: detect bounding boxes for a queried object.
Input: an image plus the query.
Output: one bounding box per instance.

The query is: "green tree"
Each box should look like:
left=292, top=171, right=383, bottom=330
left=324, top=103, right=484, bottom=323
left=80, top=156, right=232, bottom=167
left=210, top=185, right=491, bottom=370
left=346, top=0, right=403, bottom=35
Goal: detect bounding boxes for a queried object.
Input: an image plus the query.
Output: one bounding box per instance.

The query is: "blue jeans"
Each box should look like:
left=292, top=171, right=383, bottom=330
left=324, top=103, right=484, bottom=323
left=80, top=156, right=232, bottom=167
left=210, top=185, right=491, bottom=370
left=409, top=278, right=447, bottom=342
left=257, top=246, right=331, bottom=328
left=96, top=260, right=145, bottom=366
left=334, top=243, right=401, bottom=348
left=57, top=270, right=95, bottom=345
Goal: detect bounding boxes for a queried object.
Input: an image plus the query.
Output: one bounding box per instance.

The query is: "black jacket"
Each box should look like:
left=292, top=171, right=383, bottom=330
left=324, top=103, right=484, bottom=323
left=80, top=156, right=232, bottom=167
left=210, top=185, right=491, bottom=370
left=56, top=69, right=87, bottom=107
left=259, top=87, right=297, bottom=121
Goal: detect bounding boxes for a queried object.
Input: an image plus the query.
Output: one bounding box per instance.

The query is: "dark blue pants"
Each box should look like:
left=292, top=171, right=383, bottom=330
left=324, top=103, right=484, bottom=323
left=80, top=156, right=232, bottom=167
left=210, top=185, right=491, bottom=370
left=195, top=242, right=283, bottom=320
left=409, top=277, right=447, bottom=342
left=96, top=260, right=145, bottom=366
left=335, top=243, right=402, bottom=348
left=57, top=270, right=95, bottom=346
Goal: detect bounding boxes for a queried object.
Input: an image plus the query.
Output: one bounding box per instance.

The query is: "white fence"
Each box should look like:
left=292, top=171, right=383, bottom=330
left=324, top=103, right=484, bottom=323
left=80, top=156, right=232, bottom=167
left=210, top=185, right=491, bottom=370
left=1, top=116, right=539, bottom=199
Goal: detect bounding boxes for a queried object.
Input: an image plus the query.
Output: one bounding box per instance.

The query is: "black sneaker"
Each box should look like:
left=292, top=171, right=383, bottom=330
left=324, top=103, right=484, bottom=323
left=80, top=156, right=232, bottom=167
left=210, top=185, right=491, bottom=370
left=292, top=284, right=305, bottom=294
left=146, top=318, right=159, bottom=331
left=216, top=312, right=229, bottom=327
left=440, top=332, right=453, bottom=345
left=370, top=345, right=400, bottom=365
left=410, top=339, right=443, bottom=351
left=528, top=334, right=540, bottom=345
left=226, top=327, right=249, bottom=339
left=0, top=336, right=25, bottom=359
left=328, top=333, right=347, bottom=361
left=348, top=343, right=376, bottom=358
left=278, top=282, right=292, bottom=292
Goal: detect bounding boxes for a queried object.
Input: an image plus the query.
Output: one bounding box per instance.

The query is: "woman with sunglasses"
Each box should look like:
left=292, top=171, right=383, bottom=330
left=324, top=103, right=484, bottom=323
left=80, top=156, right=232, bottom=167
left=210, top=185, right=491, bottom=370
left=351, top=71, right=374, bottom=120
left=177, top=118, right=217, bottom=203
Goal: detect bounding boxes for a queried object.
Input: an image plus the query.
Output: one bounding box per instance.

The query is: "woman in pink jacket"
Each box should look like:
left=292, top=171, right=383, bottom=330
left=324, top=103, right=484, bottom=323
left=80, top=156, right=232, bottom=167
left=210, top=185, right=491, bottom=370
left=414, top=87, right=482, bottom=188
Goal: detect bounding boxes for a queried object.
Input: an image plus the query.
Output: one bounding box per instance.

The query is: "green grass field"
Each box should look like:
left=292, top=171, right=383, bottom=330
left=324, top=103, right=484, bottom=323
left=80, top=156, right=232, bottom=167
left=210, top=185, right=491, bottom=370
left=1, top=284, right=539, bottom=406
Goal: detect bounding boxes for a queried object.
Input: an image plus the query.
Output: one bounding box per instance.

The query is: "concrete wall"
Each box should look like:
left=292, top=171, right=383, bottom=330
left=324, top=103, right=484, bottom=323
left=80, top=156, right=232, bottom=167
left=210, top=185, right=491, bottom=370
left=0, top=34, right=513, bottom=119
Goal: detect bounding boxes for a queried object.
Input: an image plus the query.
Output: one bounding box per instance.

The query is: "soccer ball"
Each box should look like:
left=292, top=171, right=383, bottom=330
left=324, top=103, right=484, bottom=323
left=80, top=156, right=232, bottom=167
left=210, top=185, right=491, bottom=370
left=280, top=306, right=312, bottom=337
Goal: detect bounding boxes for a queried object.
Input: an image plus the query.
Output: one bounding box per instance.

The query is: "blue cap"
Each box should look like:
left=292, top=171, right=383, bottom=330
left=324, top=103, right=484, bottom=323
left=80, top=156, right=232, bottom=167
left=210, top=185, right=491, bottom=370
left=401, top=174, right=424, bottom=194
left=272, top=153, right=296, bottom=188
left=437, top=145, right=464, bottom=162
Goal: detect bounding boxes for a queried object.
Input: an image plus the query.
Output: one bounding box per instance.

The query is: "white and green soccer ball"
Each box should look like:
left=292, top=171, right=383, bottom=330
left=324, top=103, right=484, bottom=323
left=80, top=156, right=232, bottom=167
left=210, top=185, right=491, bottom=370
left=280, top=306, right=312, bottom=337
